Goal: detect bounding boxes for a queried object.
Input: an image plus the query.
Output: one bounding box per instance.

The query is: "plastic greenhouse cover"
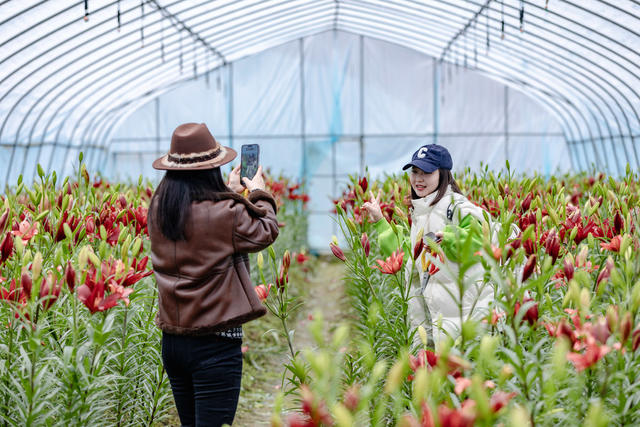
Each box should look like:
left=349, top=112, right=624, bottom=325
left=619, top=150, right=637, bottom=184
left=0, top=0, right=638, bottom=189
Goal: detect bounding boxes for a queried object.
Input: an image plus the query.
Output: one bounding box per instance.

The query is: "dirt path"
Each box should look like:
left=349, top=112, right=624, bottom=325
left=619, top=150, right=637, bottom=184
left=234, top=259, right=348, bottom=426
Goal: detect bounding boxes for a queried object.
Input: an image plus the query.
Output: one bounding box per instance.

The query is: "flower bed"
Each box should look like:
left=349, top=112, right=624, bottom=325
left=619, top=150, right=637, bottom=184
left=0, top=161, right=310, bottom=425
left=275, top=166, right=640, bottom=426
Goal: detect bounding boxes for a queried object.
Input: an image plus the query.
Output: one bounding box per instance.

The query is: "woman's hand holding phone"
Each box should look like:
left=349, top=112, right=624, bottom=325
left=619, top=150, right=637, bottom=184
left=228, top=165, right=244, bottom=193
left=242, top=165, right=265, bottom=192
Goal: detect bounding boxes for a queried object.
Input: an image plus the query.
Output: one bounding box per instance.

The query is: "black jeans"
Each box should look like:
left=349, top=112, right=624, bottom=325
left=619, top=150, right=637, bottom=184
left=162, top=332, right=243, bottom=427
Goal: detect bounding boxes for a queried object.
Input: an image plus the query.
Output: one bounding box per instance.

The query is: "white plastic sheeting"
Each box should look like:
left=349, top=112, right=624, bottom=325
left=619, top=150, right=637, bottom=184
left=110, top=32, right=567, bottom=249
left=0, top=2, right=638, bottom=234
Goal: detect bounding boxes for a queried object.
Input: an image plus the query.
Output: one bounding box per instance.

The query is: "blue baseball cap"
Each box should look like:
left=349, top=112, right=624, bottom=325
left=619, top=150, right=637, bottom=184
left=402, top=144, right=453, bottom=172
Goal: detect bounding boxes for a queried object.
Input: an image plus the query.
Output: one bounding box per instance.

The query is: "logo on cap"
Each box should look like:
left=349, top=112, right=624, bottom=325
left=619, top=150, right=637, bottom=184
left=417, top=147, right=429, bottom=158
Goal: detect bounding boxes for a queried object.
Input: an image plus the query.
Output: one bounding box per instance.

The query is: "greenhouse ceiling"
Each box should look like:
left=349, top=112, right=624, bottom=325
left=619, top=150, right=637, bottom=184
left=1, top=0, right=639, bottom=182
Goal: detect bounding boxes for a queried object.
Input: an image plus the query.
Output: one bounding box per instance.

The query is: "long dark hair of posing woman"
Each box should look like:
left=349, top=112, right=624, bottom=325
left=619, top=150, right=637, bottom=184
left=148, top=123, right=279, bottom=427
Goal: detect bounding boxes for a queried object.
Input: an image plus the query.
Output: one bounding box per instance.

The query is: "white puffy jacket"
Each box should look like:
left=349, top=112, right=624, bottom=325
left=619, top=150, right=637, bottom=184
left=375, top=186, right=494, bottom=344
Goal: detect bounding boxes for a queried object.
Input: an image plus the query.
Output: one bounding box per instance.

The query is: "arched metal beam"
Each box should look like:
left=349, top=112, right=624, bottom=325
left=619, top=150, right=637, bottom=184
left=336, top=8, right=613, bottom=172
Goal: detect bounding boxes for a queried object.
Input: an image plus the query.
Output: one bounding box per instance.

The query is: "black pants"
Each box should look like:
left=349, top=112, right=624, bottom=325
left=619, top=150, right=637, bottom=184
left=162, top=332, right=243, bottom=427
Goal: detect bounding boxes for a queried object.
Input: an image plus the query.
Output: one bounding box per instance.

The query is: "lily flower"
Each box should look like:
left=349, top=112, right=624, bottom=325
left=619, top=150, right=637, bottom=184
left=600, top=235, right=622, bottom=252
left=372, top=249, right=404, bottom=274
left=566, top=336, right=610, bottom=372
left=255, top=283, right=272, bottom=302
left=11, top=219, right=38, bottom=244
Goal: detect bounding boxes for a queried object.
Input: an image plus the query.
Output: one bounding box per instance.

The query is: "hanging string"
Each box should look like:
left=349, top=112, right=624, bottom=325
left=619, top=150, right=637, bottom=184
left=216, top=68, right=221, bottom=91
left=140, top=0, right=145, bottom=47
left=193, top=42, right=197, bottom=78
left=473, top=18, right=478, bottom=67
left=117, top=0, right=121, bottom=31
left=500, top=0, right=505, bottom=40
left=519, top=0, right=525, bottom=32
left=463, top=31, right=467, bottom=68
left=546, top=0, right=550, bottom=10
left=84, top=0, right=89, bottom=21
left=205, top=54, right=210, bottom=88
left=486, top=6, right=490, bottom=52
left=179, top=32, right=183, bottom=73
left=160, top=17, right=165, bottom=63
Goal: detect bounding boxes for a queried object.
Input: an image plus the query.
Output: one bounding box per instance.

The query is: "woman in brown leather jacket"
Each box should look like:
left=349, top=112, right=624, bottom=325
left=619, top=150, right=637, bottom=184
left=148, top=123, right=279, bottom=426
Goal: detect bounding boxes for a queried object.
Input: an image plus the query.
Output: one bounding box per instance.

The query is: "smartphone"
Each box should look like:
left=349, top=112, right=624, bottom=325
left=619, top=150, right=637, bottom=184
left=240, top=144, right=260, bottom=182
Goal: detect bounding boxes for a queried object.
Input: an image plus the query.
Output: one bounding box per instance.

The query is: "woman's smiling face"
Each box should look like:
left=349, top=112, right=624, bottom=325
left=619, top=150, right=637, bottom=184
left=410, top=167, right=440, bottom=198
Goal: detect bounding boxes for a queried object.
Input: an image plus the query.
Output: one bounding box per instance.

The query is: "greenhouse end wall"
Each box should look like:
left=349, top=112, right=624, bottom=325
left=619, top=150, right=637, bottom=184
left=108, top=31, right=568, bottom=251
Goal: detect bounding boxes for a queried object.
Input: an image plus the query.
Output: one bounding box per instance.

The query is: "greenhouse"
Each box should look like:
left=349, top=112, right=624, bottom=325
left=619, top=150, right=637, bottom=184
left=1, top=1, right=639, bottom=426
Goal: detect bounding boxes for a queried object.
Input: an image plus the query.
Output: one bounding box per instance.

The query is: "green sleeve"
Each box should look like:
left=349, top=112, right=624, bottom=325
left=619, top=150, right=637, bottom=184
left=373, top=218, right=406, bottom=257
left=441, top=213, right=483, bottom=263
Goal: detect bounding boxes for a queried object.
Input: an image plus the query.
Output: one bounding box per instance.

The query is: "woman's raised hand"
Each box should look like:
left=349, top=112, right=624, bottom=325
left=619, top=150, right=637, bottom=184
left=362, top=190, right=383, bottom=222
left=228, top=165, right=244, bottom=193
left=242, top=166, right=266, bottom=192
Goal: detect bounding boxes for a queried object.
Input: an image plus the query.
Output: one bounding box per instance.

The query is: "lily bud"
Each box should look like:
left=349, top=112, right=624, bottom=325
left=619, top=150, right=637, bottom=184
left=65, top=261, right=76, bottom=292
left=563, top=258, right=574, bottom=280
left=413, top=239, right=424, bottom=261
left=632, top=329, right=640, bottom=352
left=418, top=325, right=428, bottom=346
left=0, top=208, right=8, bottom=232
left=256, top=252, right=264, bottom=270
left=596, top=257, right=614, bottom=292
left=360, top=233, right=370, bottom=257
left=267, top=245, right=276, bottom=261
left=0, top=231, right=14, bottom=262
left=78, top=246, right=89, bottom=270
left=282, top=250, right=291, bottom=273
left=576, top=245, right=588, bottom=266
left=32, top=251, right=43, bottom=282
left=521, top=193, right=533, bottom=212
left=620, top=312, right=632, bottom=343
left=606, top=305, right=619, bottom=332
left=21, top=270, right=32, bottom=299
left=343, top=384, right=360, bottom=412
left=522, top=254, right=536, bottom=282
left=614, top=211, right=624, bottom=235
left=330, top=243, right=347, bottom=262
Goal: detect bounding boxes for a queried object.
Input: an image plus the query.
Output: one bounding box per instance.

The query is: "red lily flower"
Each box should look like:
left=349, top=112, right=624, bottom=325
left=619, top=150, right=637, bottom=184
left=372, top=249, right=404, bottom=274
left=600, top=235, right=622, bottom=252
left=566, top=337, right=610, bottom=372
left=296, top=252, right=310, bottom=264
left=514, top=297, right=539, bottom=325
left=408, top=349, right=438, bottom=373
left=255, top=283, right=272, bottom=302
left=490, top=391, right=517, bottom=413
left=437, top=401, right=476, bottom=427
left=11, top=219, right=38, bottom=244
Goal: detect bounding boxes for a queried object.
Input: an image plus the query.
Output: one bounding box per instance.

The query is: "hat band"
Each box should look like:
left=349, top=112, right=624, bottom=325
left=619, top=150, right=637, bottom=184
left=167, top=147, right=221, bottom=165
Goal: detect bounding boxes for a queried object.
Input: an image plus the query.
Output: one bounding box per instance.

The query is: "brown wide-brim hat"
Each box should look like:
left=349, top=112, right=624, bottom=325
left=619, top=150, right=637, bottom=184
left=152, top=123, right=236, bottom=170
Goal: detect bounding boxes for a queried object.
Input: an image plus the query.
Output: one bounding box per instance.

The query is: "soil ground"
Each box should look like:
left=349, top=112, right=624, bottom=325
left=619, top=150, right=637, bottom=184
left=234, top=259, right=348, bottom=426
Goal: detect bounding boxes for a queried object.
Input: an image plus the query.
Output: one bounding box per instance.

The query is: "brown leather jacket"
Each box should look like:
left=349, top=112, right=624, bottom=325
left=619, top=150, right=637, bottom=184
left=149, top=190, right=279, bottom=335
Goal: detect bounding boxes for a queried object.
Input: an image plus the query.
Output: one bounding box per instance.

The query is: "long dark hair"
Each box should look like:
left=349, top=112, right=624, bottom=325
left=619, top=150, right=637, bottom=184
left=149, top=168, right=229, bottom=241
left=410, top=168, right=462, bottom=206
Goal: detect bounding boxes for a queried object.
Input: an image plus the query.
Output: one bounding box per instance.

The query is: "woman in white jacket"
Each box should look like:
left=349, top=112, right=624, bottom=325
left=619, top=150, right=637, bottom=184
left=363, top=144, right=493, bottom=345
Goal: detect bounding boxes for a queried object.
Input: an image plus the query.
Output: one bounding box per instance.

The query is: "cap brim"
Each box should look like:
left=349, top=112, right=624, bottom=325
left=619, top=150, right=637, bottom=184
left=402, top=160, right=438, bottom=173
left=152, top=146, right=237, bottom=170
